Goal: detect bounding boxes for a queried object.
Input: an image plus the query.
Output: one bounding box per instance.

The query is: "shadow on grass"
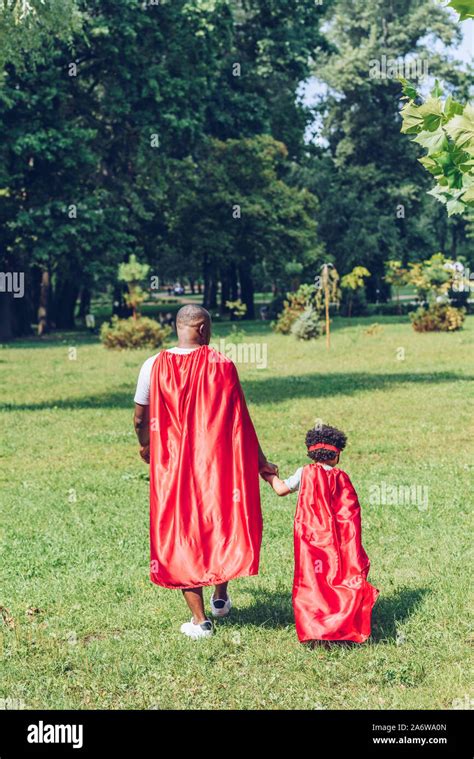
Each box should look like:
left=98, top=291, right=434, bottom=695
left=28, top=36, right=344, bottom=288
left=243, top=371, right=470, bottom=405
left=371, top=586, right=430, bottom=643
left=221, top=590, right=294, bottom=630
left=4, top=371, right=471, bottom=411
left=3, top=332, right=101, bottom=349
left=217, top=586, right=429, bottom=643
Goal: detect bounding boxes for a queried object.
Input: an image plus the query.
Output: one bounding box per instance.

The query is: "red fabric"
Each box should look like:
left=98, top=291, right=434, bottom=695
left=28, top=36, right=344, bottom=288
left=148, top=345, right=262, bottom=589
left=293, top=464, right=379, bottom=643
left=308, top=444, right=340, bottom=452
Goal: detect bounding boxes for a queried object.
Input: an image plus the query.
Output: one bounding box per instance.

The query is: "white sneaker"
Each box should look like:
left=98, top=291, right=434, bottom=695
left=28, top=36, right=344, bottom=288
left=180, top=618, right=213, bottom=640
left=210, top=593, right=232, bottom=618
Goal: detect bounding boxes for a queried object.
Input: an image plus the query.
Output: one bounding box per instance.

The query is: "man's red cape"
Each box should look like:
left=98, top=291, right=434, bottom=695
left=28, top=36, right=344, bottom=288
left=149, top=345, right=262, bottom=589
left=293, top=464, right=379, bottom=643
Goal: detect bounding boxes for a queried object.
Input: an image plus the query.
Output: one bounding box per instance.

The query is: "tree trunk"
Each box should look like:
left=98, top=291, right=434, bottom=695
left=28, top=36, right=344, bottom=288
left=203, top=255, right=218, bottom=310
left=79, top=287, right=91, bottom=319
left=220, top=269, right=230, bottom=313
left=0, top=292, right=14, bottom=340
left=238, top=263, right=255, bottom=319
left=53, top=276, right=79, bottom=329
left=209, top=278, right=217, bottom=309
left=230, top=262, right=239, bottom=300
left=37, top=269, right=50, bottom=336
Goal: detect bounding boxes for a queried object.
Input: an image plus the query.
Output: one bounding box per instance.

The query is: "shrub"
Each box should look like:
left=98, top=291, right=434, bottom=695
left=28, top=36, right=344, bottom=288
left=410, top=304, right=465, bottom=332
left=117, top=254, right=150, bottom=319
left=225, top=299, right=247, bottom=320
left=273, top=284, right=317, bottom=334
left=340, top=266, right=371, bottom=317
left=100, top=316, right=172, bottom=349
left=290, top=307, right=322, bottom=340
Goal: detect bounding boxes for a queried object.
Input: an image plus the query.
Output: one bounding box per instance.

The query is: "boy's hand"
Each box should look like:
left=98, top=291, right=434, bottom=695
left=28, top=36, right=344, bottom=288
left=139, top=445, right=150, bottom=464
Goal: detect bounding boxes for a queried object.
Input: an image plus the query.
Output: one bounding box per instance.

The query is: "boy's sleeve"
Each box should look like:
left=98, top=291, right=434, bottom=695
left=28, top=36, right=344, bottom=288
left=284, top=467, right=303, bottom=493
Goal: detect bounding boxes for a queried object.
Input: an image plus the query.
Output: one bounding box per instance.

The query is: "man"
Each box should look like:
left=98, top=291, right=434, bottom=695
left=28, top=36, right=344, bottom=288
left=134, top=305, right=277, bottom=639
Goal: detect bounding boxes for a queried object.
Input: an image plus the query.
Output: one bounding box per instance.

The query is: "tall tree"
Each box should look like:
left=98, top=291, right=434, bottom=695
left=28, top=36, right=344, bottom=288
left=302, top=0, right=468, bottom=299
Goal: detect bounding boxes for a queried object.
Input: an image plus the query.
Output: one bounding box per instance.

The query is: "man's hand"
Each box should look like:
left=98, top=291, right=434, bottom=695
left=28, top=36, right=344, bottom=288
left=139, top=445, right=150, bottom=464
left=259, top=460, right=279, bottom=478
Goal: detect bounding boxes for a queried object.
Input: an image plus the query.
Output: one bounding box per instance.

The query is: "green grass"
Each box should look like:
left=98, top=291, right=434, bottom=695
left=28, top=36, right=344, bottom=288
left=0, top=316, right=472, bottom=710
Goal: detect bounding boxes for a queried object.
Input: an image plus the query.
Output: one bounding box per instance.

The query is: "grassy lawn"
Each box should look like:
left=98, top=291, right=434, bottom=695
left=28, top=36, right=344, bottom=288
left=0, top=315, right=472, bottom=710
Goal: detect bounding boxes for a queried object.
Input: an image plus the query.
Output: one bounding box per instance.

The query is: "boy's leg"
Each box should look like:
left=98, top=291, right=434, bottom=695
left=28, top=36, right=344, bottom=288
left=182, top=587, right=208, bottom=624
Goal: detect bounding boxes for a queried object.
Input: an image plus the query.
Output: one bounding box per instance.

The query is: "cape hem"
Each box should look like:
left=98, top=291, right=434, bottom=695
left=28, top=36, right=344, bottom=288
left=298, top=634, right=371, bottom=644
left=150, top=567, right=259, bottom=590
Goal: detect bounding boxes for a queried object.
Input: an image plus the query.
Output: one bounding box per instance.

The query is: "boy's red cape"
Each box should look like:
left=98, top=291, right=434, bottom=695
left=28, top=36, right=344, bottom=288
left=293, top=464, right=379, bottom=643
left=149, top=345, right=262, bottom=589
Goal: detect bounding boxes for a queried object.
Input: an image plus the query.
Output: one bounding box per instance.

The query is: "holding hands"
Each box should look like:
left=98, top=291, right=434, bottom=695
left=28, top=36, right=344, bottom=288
left=259, top=460, right=279, bottom=479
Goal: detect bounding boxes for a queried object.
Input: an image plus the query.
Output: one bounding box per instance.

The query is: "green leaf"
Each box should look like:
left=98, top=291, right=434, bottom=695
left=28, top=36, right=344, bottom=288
left=446, top=198, right=466, bottom=216
left=445, top=104, right=474, bottom=156
left=417, top=98, right=445, bottom=132
left=427, top=186, right=449, bottom=204
left=400, top=102, right=423, bottom=134
left=413, top=128, right=448, bottom=155
left=447, top=0, right=474, bottom=22
left=431, top=79, right=443, bottom=98
left=461, top=185, right=474, bottom=203
left=444, top=96, right=464, bottom=119
left=419, top=155, right=440, bottom=174
left=399, top=77, right=419, bottom=101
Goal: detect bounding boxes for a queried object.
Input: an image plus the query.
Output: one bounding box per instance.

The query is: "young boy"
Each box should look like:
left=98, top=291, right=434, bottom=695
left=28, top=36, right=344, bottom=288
left=263, top=424, right=378, bottom=644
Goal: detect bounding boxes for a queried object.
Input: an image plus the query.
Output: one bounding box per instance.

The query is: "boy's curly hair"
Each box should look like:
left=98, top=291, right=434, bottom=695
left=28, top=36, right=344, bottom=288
left=305, top=424, right=347, bottom=463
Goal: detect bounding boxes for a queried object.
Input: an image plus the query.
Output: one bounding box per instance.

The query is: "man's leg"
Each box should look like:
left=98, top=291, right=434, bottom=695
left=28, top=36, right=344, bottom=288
left=182, top=587, right=208, bottom=624
left=210, top=581, right=231, bottom=618
left=213, top=581, right=228, bottom=601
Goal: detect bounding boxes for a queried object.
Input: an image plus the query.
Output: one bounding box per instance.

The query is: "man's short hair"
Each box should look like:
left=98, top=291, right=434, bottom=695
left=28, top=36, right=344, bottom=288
left=176, top=304, right=211, bottom=328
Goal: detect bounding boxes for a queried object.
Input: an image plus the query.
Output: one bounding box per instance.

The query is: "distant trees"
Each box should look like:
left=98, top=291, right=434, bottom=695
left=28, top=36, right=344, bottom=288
left=0, top=0, right=330, bottom=336
left=0, top=0, right=471, bottom=339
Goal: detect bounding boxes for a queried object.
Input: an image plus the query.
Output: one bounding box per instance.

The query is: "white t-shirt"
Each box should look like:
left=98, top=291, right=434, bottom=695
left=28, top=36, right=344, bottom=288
left=133, top=347, right=200, bottom=405
left=284, top=464, right=333, bottom=493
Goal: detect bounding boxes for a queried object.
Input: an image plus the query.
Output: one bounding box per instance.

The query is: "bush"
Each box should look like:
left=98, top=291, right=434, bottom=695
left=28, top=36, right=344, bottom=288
left=410, top=304, right=465, bottom=332
left=290, top=307, right=322, bottom=340
left=273, top=284, right=317, bottom=334
left=225, top=298, right=247, bottom=320
left=100, top=316, right=172, bottom=349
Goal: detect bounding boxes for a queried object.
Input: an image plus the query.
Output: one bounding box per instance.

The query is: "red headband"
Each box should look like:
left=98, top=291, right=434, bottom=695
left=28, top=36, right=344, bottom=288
left=308, top=443, right=340, bottom=453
